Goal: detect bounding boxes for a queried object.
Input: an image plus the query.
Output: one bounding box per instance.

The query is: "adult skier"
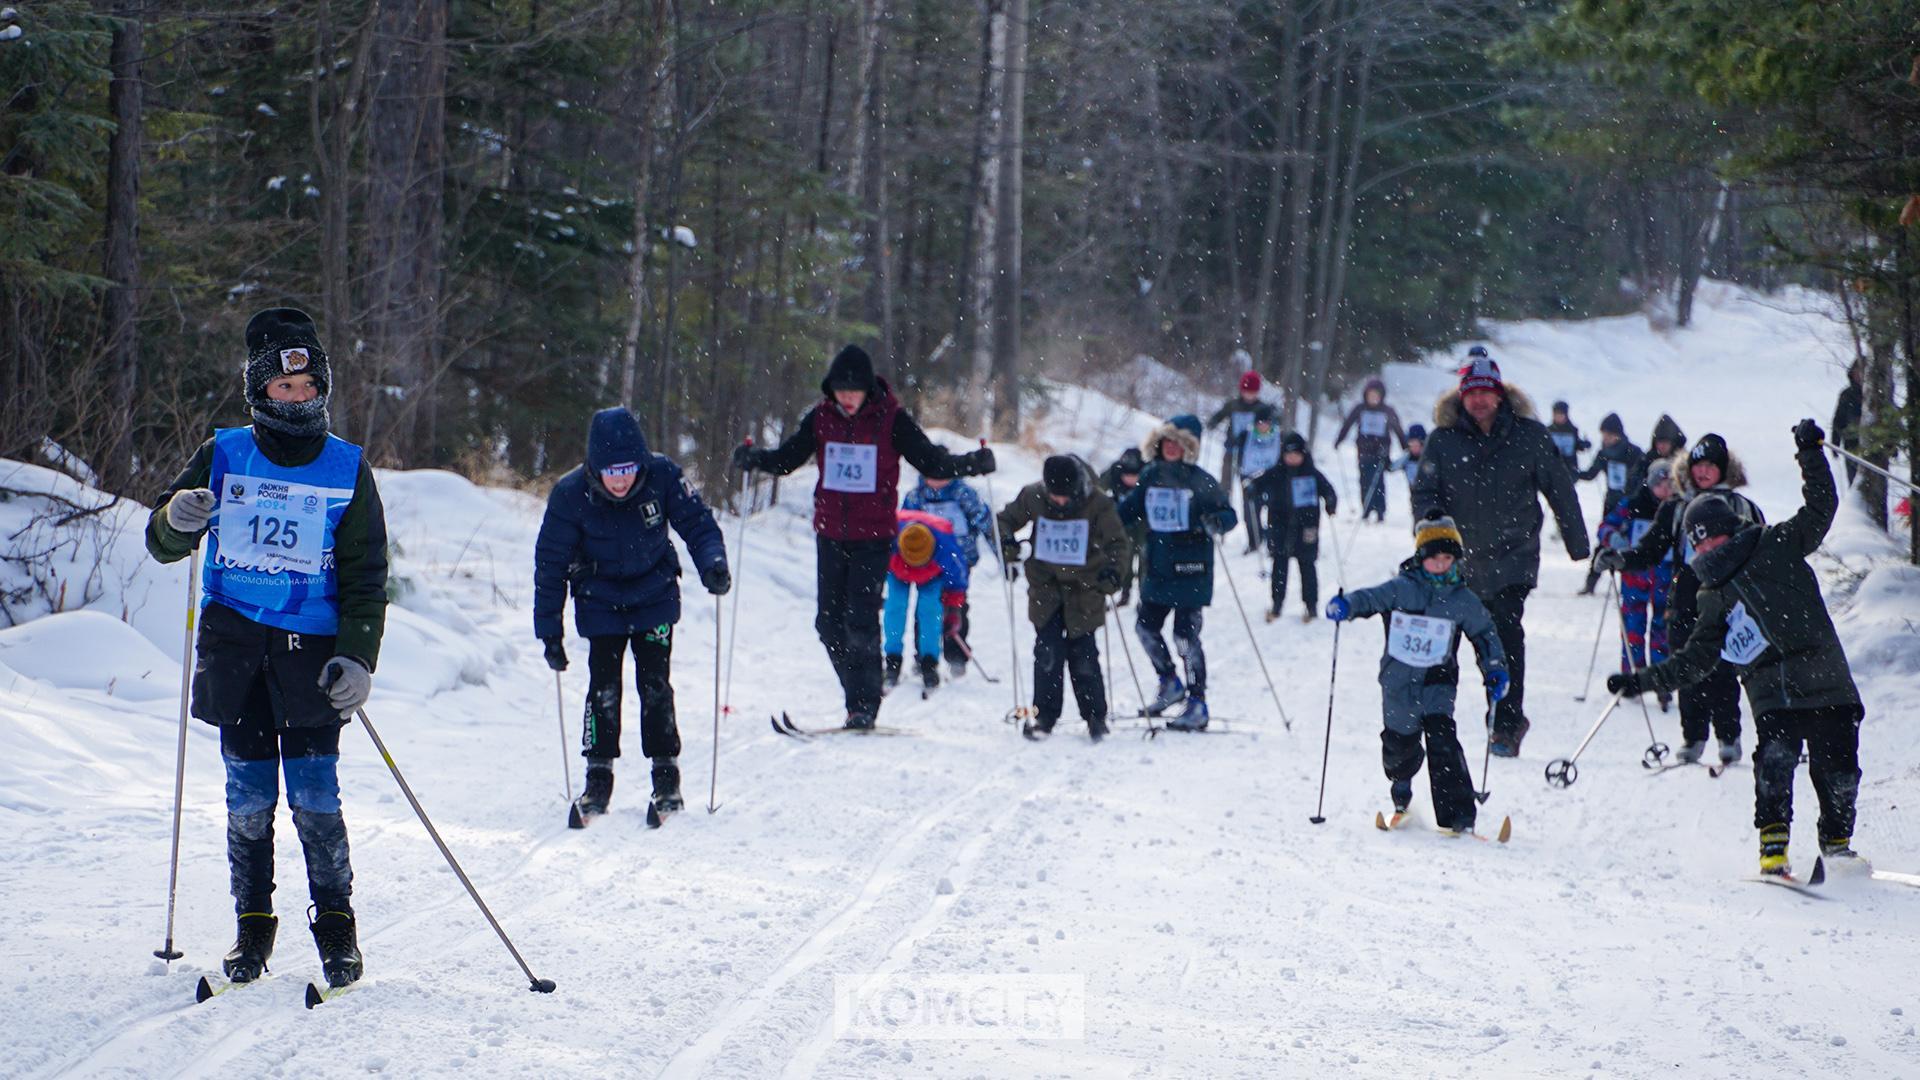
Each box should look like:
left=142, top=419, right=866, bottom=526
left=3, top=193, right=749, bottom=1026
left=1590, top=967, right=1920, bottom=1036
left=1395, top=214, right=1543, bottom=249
left=731, top=345, right=995, bottom=729
left=534, top=406, right=729, bottom=824
left=145, top=307, right=388, bottom=990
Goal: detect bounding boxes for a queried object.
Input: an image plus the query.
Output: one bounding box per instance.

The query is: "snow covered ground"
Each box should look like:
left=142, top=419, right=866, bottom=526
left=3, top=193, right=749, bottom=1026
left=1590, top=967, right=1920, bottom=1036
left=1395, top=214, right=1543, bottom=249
left=5, top=282, right=1919, bottom=1078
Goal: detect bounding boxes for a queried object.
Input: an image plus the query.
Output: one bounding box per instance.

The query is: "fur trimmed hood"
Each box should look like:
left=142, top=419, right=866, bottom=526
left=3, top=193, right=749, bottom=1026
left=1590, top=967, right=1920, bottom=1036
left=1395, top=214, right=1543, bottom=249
left=1673, top=448, right=1748, bottom=496
left=1143, top=420, right=1204, bottom=463
left=1432, top=384, right=1537, bottom=430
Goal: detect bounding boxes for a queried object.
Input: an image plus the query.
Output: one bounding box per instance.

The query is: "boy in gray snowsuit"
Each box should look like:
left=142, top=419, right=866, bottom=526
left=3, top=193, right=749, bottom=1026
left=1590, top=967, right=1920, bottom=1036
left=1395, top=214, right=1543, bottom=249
left=1325, top=515, right=1508, bottom=831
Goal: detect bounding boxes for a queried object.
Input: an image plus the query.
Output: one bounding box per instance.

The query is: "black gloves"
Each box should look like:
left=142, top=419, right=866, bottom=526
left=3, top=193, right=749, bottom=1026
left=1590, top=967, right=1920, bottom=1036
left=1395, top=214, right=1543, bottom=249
left=1793, top=418, right=1825, bottom=452
left=1203, top=512, right=1231, bottom=537
left=1325, top=498, right=1338, bottom=517
left=1593, top=549, right=1626, bottom=573
left=1001, top=538, right=1021, bottom=569
left=701, top=564, right=732, bottom=596
left=542, top=637, right=568, bottom=672
left=1606, top=671, right=1643, bottom=697
left=1096, top=567, right=1122, bottom=593
left=731, top=443, right=759, bottom=472
left=966, top=447, right=997, bottom=475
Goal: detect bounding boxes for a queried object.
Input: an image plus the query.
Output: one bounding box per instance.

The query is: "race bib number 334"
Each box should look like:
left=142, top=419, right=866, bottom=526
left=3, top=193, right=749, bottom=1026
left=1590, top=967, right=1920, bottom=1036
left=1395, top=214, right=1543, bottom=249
left=1387, top=612, right=1453, bottom=668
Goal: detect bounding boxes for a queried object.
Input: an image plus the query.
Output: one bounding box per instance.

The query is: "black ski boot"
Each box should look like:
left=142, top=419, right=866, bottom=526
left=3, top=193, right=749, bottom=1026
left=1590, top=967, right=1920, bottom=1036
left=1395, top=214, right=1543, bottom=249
left=308, top=907, right=363, bottom=988
left=579, top=760, right=614, bottom=815
left=845, top=710, right=876, bottom=731
left=884, top=654, right=903, bottom=689
left=651, top=757, right=684, bottom=813
left=222, top=912, right=278, bottom=982
left=917, top=655, right=940, bottom=690
left=1087, top=715, right=1109, bottom=743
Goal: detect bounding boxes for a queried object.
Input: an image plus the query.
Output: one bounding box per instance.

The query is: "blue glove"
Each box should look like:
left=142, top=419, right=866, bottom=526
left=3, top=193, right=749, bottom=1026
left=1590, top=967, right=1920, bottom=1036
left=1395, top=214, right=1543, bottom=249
left=1324, top=596, right=1351, bottom=622
left=1486, top=669, right=1510, bottom=702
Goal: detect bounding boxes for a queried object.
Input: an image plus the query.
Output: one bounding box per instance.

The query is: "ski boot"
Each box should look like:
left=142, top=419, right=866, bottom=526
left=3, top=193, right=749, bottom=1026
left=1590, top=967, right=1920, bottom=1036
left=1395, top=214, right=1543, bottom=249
left=1820, top=836, right=1858, bottom=860
left=1300, top=611, right=1315, bottom=624
left=1676, top=741, right=1706, bottom=765
left=1163, top=695, right=1209, bottom=732
left=884, top=654, right=903, bottom=689
left=222, top=912, right=279, bottom=982
left=1717, top=738, right=1742, bottom=767
left=1389, top=780, right=1413, bottom=817
left=917, top=655, right=940, bottom=690
left=845, top=710, right=876, bottom=731
left=1087, top=716, right=1109, bottom=744
left=1656, top=691, right=1673, bottom=713
left=578, top=760, right=614, bottom=815
left=949, top=659, right=967, bottom=680
left=1143, top=674, right=1186, bottom=716
left=1021, top=718, right=1054, bottom=741
left=308, top=907, right=363, bottom=988
left=651, top=757, right=684, bottom=814
left=1487, top=719, right=1528, bottom=758
left=1758, top=823, right=1791, bottom=877
left=1264, top=607, right=1279, bottom=624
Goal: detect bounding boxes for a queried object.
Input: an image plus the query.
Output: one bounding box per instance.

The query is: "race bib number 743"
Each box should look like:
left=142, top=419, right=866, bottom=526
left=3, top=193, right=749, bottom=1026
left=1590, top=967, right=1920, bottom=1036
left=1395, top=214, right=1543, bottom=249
left=822, top=442, right=878, bottom=493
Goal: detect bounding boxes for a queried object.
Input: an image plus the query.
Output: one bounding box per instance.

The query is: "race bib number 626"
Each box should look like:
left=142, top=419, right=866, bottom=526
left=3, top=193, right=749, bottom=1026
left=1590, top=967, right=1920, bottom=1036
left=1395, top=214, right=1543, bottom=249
left=1145, top=487, right=1191, bottom=533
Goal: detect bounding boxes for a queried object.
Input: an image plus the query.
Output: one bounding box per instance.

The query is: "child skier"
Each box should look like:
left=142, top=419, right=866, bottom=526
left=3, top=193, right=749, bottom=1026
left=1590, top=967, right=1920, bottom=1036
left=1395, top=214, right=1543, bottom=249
left=882, top=510, right=971, bottom=692
left=996, top=455, right=1130, bottom=740
left=1389, top=423, right=1427, bottom=513
left=1333, top=376, right=1408, bottom=522
left=1325, top=515, right=1508, bottom=833
left=1101, top=447, right=1148, bottom=607
left=1253, top=431, right=1337, bottom=623
left=1611, top=420, right=1862, bottom=878
left=1236, top=416, right=1285, bottom=551
left=1116, top=415, right=1237, bottom=731
left=1577, top=413, right=1646, bottom=594
left=901, top=465, right=994, bottom=677
left=145, top=308, right=389, bottom=989
left=1598, top=432, right=1763, bottom=765
left=1648, top=414, right=1686, bottom=464
left=1547, top=401, right=1590, bottom=477
left=1206, top=370, right=1280, bottom=552
left=1596, top=457, right=1677, bottom=708
left=534, top=406, right=730, bottom=825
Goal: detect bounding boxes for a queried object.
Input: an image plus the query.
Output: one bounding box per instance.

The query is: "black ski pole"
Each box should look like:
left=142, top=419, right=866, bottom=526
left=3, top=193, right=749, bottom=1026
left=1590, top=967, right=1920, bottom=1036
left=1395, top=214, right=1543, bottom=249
left=154, top=546, right=200, bottom=963
left=355, top=708, right=556, bottom=994
left=944, top=628, right=1000, bottom=684
left=1310, top=605, right=1341, bottom=824
left=1474, top=699, right=1495, bottom=804
left=1608, top=569, right=1670, bottom=768
left=553, top=671, right=572, bottom=805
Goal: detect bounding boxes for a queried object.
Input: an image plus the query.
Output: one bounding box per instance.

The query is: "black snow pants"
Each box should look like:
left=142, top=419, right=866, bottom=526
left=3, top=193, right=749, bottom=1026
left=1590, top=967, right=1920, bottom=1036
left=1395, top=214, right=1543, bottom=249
left=1382, top=714, right=1476, bottom=832
left=584, top=625, right=680, bottom=761
left=1753, top=704, right=1862, bottom=847
left=817, top=536, right=891, bottom=719
left=1032, top=609, right=1107, bottom=733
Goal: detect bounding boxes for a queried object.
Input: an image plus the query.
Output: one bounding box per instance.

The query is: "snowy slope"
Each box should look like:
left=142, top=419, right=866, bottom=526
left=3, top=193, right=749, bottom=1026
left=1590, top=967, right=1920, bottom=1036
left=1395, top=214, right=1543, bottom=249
left=6, top=282, right=1920, bottom=1079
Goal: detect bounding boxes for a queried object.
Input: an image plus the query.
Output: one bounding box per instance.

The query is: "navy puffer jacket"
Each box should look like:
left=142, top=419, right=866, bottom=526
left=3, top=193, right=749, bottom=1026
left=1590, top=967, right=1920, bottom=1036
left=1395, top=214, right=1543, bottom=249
left=534, top=408, right=727, bottom=639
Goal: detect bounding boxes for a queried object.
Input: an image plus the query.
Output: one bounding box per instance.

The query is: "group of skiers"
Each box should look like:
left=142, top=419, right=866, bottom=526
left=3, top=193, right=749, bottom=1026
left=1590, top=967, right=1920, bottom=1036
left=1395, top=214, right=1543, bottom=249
left=140, top=310, right=1869, bottom=995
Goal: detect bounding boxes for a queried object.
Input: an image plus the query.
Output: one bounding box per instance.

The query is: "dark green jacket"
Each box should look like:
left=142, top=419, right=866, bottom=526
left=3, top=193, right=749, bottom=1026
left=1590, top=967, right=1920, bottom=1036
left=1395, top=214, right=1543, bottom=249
left=997, top=464, right=1128, bottom=638
left=145, top=427, right=390, bottom=669
left=1640, top=445, right=1859, bottom=716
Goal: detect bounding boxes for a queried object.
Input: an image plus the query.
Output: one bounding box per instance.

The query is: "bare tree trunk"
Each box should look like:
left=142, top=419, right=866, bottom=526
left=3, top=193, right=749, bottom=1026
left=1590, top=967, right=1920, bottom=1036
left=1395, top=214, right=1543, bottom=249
left=619, top=0, right=672, bottom=407
left=989, top=0, right=1025, bottom=439
left=1245, top=3, right=1301, bottom=374
left=1276, top=9, right=1329, bottom=419
left=361, top=0, right=449, bottom=465
left=101, top=0, right=144, bottom=491
left=310, top=1, right=373, bottom=441
left=1305, top=13, right=1375, bottom=442
left=962, top=0, right=1008, bottom=432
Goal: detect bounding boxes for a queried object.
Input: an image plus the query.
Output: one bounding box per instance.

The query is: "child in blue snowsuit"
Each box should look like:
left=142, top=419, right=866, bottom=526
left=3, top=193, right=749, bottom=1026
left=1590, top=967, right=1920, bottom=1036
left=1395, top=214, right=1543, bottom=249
left=1325, top=515, right=1508, bottom=832
left=883, top=510, right=971, bottom=691
left=1597, top=457, right=1676, bottom=698
left=900, top=471, right=994, bottom=677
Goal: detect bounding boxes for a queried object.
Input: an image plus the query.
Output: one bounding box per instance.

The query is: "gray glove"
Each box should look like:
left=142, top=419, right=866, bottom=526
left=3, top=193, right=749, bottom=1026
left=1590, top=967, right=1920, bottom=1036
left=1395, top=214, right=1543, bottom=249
left=318, top=656, right=373, bottom=715
left=166, top=488, right=217, bottom=533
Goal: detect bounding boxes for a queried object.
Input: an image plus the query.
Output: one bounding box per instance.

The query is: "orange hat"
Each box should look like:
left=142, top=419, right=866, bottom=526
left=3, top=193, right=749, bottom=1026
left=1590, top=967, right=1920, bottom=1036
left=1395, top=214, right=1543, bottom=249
left=898, top=522, right=935, bottom=567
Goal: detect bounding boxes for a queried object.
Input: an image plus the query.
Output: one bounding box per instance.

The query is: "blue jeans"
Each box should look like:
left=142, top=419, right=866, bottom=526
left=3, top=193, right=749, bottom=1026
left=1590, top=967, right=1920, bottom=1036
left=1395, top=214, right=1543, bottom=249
left=883, top=574, right=944, bottom=659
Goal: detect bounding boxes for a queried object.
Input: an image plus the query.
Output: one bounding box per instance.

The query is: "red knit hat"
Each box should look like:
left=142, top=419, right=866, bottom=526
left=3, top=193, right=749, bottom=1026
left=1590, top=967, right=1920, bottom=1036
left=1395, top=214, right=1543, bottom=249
left=1239, top=370, right=1262, bottom=394
left=1458, top=355, right=1503, bottom=395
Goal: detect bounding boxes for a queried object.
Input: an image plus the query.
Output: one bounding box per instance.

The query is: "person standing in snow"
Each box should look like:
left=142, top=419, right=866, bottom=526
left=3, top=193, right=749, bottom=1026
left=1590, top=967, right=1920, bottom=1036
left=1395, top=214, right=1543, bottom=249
left=145, top=307, right=388, bottom=991
left=1598, top=432, right=1762, bottom=765
left=1115, top=415, right=1237, bottom=731
left=731, top=345, right=995, bottom=729
left=1236, top=416, right=1285, bottom=551
left=1252, top=431, right=1336, bottom=623
left=1333, top=375, right=1409, bottom=523
left=1324, top=514, right=1508, bottom=832
left=534, top=406, right=729, bottom=822
left=881, top=510, right=970, bottom=692
left=900, top=466, right=994, bottom=678
left=1207, top=370, right=1281, bottom=552
left=1831, top=360, right=1864, bottom=485
left=1101, top=448, right=1148, bottom=606
left=1647, top=414, right=1686, bottom=466
left=997, top=456, right=1129, bottom=740
left=1389, top=423, right=1427, bottom=514
left=1577, top=413, right=1647, bottom=595
left=1412, top=354, right=1589, bottom=757
left=1596, top=457, right=1678, bottom=709
left=1547, top=401, right=1591, bottom=478
left=1610, top=420, right=1863, bottom=878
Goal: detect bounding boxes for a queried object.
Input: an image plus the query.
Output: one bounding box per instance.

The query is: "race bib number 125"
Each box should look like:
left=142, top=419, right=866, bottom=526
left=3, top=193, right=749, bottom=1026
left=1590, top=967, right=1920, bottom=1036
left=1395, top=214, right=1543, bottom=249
left=217, top=474, right=327, bottom=574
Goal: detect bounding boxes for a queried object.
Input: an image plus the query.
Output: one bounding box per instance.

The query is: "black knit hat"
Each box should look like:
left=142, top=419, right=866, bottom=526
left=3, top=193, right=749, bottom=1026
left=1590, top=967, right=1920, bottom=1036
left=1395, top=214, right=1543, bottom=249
left=1688, top=433, right=1730, bottom=476
left=1280, top=431, right=1308, bottom=456
left=244, top=307, right=331, bottom=437
left=1599, top=412, right=1624, bottom=437
left=1553, top=400, right=1570, bottom=415
left=823, top=344, right=877, bottom=395
left=1116, top=447, right=1144, bottom=476
left=1043, top=455, right=1083, bottom=498
left=1682, top=492, right=1744, bottom=547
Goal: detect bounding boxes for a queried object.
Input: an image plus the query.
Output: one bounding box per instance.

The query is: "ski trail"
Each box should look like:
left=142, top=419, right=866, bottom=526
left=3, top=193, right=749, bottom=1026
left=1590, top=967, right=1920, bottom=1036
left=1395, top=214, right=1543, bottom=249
left=655, top=753, right=1037, bottom=1079
left=775, top=750, right=1084, bottom=1078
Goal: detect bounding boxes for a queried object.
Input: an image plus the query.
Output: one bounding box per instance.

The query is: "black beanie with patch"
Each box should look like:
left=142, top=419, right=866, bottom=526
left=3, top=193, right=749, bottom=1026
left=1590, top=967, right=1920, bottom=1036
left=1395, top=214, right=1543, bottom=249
left=1043, top=455, right=1083, bottom=498
left=244, top=307, right=331, bottom=437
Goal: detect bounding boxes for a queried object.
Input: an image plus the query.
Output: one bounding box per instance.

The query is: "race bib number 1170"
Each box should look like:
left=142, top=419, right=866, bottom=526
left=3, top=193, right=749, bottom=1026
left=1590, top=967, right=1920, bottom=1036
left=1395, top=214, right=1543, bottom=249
left=1033, top=518, right=1090, bottom=566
